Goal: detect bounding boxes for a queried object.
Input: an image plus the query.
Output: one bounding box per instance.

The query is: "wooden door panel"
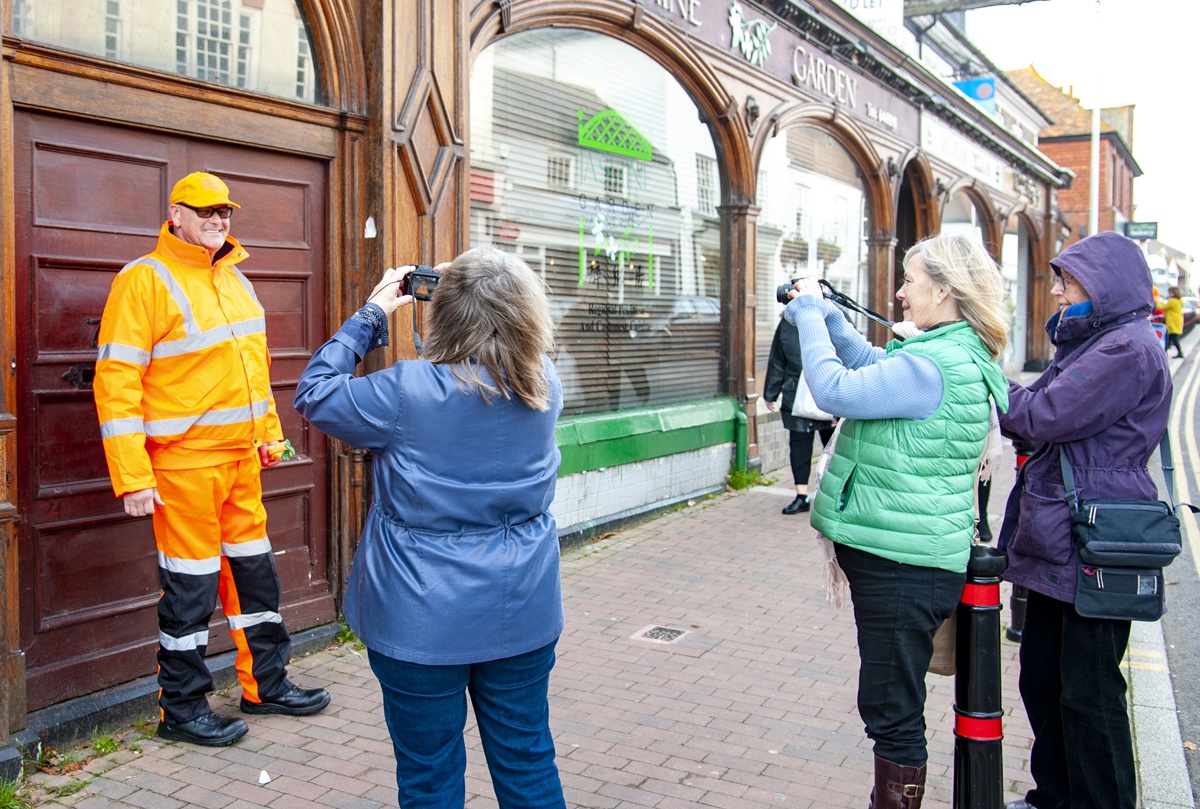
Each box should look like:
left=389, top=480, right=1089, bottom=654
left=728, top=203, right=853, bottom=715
left=30, top=393, right=111, bottom=496
left=33, top=517, right=159, bottom=633
left=15, top=111, right=332, bottom=711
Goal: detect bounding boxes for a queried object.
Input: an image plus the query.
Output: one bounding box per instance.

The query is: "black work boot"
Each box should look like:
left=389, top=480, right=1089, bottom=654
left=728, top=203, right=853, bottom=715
left=158, top=711, right=248, bottom=746
left=241, top=682, right=331, bottom=716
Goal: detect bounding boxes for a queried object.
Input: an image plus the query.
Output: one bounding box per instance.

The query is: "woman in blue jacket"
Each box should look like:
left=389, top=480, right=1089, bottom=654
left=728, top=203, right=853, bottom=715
left=295, top=247, right=566, bottom=809
left=999, top=232, right=1171, bottom=809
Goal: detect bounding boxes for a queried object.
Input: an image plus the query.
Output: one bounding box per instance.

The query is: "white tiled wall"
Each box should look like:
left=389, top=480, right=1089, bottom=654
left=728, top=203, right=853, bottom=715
left=551, top=443, right=733, bottom=535
left=757, top=410, right=790, bottom=476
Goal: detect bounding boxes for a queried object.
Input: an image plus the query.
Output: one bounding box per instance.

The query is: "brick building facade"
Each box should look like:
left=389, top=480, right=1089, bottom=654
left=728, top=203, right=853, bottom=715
left=1007, top=67, right=1140, bottom=249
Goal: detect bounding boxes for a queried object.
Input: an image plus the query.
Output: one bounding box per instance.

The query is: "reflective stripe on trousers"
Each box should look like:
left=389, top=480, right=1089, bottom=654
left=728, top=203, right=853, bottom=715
left=152, top=456, right=291, bottom=723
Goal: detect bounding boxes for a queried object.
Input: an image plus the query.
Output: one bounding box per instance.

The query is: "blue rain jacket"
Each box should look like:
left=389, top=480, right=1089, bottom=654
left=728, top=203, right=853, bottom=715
left=295, top=318, right=564, bottom=664
left=998, top=232, right=1172, bottom=603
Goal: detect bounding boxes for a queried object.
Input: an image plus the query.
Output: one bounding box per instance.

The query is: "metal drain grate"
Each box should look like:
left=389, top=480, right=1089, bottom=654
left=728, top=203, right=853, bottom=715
left=634, top=625, right=688, bottom=643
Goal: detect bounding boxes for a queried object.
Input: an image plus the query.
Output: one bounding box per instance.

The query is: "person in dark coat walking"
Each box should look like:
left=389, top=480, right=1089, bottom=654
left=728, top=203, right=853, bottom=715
left=998, top=232, right=1171, bottom=809
left=763, top=314, right=834, bottom=514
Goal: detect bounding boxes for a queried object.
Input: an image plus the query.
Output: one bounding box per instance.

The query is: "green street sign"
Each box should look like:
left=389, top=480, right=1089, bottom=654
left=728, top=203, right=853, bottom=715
left=1124, top=221, right=1158, bottom=240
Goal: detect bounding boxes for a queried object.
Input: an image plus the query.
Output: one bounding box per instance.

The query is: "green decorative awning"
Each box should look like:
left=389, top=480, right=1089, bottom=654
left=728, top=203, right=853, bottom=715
left=577, top=109, right=652, bottom=161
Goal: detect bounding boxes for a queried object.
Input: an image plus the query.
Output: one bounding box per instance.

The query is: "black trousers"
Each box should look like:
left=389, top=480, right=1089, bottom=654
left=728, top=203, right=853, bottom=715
left=1018, top=589, right=1135, bottom=809
left=787, top=426, right=834, bottom=487
left=1166, top=332, right=1184, bottom=357
left=835, top=543, right=965, bottom=766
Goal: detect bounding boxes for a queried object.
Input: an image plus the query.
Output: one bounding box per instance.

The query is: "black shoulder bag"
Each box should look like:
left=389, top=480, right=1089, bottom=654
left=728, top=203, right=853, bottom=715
left=1060, top=434, right=1194, bottom=621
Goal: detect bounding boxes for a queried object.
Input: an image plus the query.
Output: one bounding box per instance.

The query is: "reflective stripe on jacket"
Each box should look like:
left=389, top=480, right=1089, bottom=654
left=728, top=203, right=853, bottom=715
left=94, top=222, right=282, bottom=496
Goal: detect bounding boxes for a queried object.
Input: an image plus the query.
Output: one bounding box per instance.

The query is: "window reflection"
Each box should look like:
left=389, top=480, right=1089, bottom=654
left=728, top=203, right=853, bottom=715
left=470, top=29, right=724, bottom=416
left=755, top=128, right=870, bottom=369
left=13, top=0, right=319, bottom=104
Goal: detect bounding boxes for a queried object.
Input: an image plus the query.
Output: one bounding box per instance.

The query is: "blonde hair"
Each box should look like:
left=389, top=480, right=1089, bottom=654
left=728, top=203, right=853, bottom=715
left=421, top=246, right=556, bottom=411
left=903, top=234, right=1009, bottom=360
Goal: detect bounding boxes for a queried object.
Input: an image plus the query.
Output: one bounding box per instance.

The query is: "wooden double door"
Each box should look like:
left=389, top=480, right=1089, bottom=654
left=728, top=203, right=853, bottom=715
left=13, top=111, right=334, bottom=711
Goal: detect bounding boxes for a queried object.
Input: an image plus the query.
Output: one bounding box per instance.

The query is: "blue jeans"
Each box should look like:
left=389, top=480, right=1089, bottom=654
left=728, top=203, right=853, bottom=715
left=368, top=641, right=566, bottom=809
left=835, top=543, right=965, bottom=766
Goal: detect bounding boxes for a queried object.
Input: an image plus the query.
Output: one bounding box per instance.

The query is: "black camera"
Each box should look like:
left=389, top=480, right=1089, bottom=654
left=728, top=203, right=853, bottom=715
left=776, top=281, right=796, bottom=304
left=402, top=265, right=440, bottom=301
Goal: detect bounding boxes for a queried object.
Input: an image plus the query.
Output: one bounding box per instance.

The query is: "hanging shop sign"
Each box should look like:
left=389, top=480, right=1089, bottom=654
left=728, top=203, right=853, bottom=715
left=1124, top=221, right=1157, bottom=240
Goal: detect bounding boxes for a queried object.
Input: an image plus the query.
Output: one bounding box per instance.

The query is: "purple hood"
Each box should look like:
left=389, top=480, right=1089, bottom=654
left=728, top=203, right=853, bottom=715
left=998, top=232, right=1172, bottom=603
left=1049, top=230, right=1155, bottom=341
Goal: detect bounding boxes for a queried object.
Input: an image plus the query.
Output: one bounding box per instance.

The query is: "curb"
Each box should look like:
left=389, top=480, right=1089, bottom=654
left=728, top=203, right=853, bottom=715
left=1128, top=619, right=1195, bottom=808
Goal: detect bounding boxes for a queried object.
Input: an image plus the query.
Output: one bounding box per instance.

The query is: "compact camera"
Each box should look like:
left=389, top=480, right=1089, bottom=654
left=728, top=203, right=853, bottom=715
left=402, top=265, right=441, bottom=301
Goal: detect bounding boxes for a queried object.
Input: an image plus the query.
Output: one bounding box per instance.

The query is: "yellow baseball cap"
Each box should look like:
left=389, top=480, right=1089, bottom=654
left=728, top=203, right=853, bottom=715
left=169, top=172, right=241, bottom=209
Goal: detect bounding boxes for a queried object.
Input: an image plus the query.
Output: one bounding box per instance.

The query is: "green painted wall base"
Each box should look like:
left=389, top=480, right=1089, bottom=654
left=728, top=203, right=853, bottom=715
left=556, top=398, right=738, bottom=476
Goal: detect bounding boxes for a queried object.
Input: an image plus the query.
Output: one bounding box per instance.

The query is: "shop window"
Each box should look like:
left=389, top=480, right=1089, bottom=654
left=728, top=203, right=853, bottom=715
left=14, top=0, right=320, bottom=105
left=754, top=127, right=870, bottom=370
left=470, top=28, right=723, bottom=416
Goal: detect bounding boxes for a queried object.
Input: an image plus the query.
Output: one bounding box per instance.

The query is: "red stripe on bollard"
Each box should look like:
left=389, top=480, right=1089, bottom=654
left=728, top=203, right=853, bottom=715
left=955, top=714, right=1003, bottom=741
left=960, top=582, right=999, bottom=607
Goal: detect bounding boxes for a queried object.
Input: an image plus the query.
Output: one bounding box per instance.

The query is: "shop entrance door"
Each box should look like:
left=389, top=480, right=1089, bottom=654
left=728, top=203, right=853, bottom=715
left=13, top=111, right=333, bottom=711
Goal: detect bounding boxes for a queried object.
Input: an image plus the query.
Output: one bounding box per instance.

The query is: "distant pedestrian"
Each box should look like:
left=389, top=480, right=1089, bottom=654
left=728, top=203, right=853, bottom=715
left=1158, top=285, right=1185, bottom=358
left=999, top=232, right=1170, bottom=809
left=295, top=248, right=567, bottom=809
left=784, top=233, right=1009, bottom=808
left=762, top=314, right=834, bottom=515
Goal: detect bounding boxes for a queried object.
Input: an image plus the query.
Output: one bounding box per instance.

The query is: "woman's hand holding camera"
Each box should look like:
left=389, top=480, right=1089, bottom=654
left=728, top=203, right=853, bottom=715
left=367, top=266, right=415, bottom=316
left=790, top=277, right=823, bottom=300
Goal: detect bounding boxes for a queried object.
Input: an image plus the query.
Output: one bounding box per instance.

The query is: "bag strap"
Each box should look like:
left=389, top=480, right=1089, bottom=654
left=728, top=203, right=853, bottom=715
left=1057, top=445, right=1082, bottom=512
left=1059, top=432, right=1197, bottom=514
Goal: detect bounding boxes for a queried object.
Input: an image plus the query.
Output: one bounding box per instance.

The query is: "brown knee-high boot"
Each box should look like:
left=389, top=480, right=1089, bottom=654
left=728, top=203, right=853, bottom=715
left=867, top=755, right=926, bottom=809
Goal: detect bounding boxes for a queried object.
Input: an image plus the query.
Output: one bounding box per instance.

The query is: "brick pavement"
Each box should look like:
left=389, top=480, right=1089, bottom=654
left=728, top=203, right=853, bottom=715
left=24, top=445, right=1035, bottom=809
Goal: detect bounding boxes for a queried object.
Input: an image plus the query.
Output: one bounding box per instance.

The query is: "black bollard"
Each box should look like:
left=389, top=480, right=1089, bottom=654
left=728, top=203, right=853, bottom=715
left=1006, top=585, right=1029, bottom=643
left=953, top=544, right=1007, bottom=809
left=1005, top=439, right=1038, bottom=643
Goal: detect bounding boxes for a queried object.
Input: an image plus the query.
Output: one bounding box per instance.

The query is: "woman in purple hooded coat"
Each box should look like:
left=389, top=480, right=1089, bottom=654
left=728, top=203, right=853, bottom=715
left=998, top=232, right=1171, bottom=809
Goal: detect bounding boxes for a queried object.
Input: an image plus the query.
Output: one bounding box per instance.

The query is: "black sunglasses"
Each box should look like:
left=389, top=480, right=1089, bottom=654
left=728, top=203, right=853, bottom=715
left=178, top=202, right=234, bottom=220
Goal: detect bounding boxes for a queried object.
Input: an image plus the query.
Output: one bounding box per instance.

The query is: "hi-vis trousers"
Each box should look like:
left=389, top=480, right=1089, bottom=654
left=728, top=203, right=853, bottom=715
left=152, top=456, right=291, bottom=723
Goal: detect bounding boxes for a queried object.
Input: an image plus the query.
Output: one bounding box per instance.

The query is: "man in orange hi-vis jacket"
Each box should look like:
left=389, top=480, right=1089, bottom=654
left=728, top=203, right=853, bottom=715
left=94, top=172, right=330, bottom=747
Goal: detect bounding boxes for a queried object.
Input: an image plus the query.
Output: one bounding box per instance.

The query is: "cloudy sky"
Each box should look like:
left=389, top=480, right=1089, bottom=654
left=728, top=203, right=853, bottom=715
left=965, top=0, right=1200, bottom=260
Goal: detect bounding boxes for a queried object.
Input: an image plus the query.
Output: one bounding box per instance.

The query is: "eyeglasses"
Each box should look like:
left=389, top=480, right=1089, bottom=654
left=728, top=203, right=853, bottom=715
left=178, top=202, right=234, bottom=219
left=1051, top=270, right=1081, bottom=291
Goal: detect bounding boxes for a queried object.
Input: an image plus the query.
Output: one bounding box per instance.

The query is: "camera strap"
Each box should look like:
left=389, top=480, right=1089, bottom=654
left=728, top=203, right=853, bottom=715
left=818, top=280, right=894, bottom=329
left=411, top=306, right=423, bottom=355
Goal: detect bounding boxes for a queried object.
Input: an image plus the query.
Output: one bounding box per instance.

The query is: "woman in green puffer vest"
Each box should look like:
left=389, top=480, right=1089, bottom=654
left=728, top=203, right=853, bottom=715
left=782, top=234, right=1010, bottom=809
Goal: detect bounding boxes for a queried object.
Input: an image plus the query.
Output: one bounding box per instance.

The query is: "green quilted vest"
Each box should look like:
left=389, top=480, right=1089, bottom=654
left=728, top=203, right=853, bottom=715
left=810, top=321, right=1009, bottom=574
